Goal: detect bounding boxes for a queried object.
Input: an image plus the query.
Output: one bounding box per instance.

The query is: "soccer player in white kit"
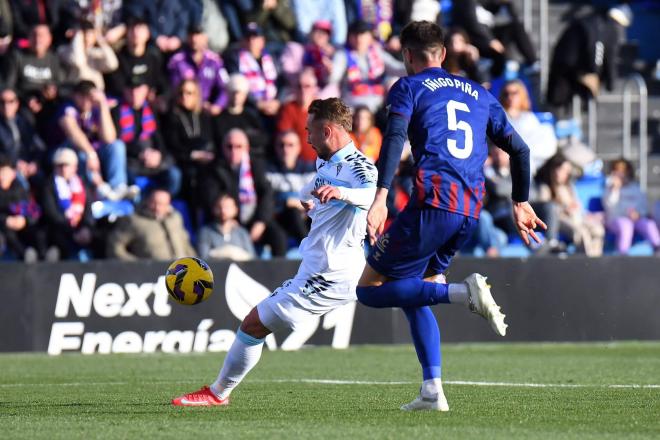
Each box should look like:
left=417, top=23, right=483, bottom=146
left=172, top=97, right=377, bottom=406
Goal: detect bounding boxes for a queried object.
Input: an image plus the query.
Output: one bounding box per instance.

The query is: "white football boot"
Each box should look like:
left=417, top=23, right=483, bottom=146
left=464, top=273, right=508, bottom=336
left=400, top=380, right=449, bottom=412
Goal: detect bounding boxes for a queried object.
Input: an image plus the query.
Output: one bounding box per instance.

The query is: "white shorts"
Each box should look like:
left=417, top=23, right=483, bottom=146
left=256, top=277, right=355, bottom=333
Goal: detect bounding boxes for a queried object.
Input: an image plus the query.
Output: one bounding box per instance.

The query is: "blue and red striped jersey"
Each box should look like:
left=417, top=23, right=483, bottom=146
left=387, top=67, right=515, bottom=219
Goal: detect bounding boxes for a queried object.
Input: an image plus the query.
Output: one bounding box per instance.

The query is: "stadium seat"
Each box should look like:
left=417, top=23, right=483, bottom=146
left=555, top=119, right=583, bottom=140
left=574, top=174, right=605, bottom=213
left=534, top=112, right=555, bottom=126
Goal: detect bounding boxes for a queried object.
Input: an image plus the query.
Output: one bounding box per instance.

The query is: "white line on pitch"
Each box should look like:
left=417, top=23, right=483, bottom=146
left=269, top=379, right=660, bottom=389
left=1, top=379, right=659, bottom=389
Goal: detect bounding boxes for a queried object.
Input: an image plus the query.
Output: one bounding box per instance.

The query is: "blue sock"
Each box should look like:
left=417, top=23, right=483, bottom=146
left=404, top=306, right=441, bottom=380
left=356, top=278, right=450, bottom=308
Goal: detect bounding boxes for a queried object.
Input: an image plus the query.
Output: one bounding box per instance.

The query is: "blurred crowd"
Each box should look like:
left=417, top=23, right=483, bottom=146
left=0, top=0, right=656, bottom=263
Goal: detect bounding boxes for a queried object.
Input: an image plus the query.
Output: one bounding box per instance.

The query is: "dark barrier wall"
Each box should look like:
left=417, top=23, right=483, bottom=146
left=1, top=257, right=659, bottom=354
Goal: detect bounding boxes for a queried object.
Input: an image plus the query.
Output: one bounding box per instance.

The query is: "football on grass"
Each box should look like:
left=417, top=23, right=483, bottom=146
left=165, top=257, right=214, bottom=305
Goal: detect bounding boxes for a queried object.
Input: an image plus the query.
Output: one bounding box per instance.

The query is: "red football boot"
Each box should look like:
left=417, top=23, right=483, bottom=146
left=171, top=386, right=229, bottom=407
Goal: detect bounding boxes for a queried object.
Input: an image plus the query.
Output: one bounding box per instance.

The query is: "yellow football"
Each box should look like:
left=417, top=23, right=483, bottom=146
left=165, top=257, right=214, bottom=305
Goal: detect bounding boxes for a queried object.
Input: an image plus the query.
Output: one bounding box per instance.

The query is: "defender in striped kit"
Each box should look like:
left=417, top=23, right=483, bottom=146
left=356, top=21, right=547, bottom=412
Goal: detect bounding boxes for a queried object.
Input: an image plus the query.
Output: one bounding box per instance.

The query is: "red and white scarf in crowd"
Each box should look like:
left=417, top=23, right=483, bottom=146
left=238, top=49, right=278, bottom=101
left=345, top=45, right=385, bottom=96
left=54, top=174, right=86, bottom=227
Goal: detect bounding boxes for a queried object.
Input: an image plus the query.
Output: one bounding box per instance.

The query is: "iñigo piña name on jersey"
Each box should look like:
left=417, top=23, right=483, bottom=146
left=421, top=76, right=479, bottom=100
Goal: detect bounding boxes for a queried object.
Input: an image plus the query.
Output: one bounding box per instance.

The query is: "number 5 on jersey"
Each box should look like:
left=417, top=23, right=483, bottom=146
left=447, top=99, right=473, bottom=159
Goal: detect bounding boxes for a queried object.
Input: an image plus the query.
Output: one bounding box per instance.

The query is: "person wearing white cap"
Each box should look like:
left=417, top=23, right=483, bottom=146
left=40, top=147, right=95, bottom=260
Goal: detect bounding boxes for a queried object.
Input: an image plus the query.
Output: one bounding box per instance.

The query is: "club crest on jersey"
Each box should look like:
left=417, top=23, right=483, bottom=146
left=336, top=163, right=343, bottom=176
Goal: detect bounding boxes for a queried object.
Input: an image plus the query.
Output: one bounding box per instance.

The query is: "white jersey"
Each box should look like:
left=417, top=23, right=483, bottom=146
left=294, top=143, right=377, bottom=301
left=257, top=142, right=377, bottom=331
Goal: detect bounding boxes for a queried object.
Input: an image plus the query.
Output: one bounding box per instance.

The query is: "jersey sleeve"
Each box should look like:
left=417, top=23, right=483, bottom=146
left=486, top=93, right=514, bottom=143
left=485, top=93, right=531, bottom=202
left=386, top=77, right=413, bottom=120
left=337, top=154, right=378, bottom=209
left=338, top=186, right=377, bottom=210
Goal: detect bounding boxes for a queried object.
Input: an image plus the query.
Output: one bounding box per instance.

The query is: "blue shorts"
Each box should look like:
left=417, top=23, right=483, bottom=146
left=367, top=207, right=478, bottom=280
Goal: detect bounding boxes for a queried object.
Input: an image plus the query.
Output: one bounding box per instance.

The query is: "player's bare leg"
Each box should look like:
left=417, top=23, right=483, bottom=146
left=171, top=307, right=270, bottom=407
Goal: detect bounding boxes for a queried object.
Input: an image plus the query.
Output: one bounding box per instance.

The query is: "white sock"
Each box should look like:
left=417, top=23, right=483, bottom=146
left=448, top=283, right=469, bottom=305
left=211, top=329, right=264, bottom=399
left=421, top=378, right=443, bottom=399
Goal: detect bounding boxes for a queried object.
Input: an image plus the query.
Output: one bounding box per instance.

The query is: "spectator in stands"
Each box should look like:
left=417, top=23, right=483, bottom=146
left=14, top=24, right=63, bottom=101
left=345, top=0, right=394, bottom=43
left=219, top=0, right=252, bottom=42
left=452, top=0, right=537, bottom=78
left=247, top=0, right=296, bottom=55
left=0, top=87, right=45, bottom=182
left=123, top=0, right=197, bottom=56
left=301, top=21, right=334, bottom=77
left=350, top=105, right=381, bottom=162
left=84, top=0, right=125, bottom=45
left=0, top=2, right=11, bottom=36
left=603, top=158, right=660, bottom=255
left=106, top=15, right=165, bottom=101
left=301, top=20, right=337, bottom=90
left=56, top=80, right=129, bottom=199
left=293, top=1, right=347, bottom=46
left=40, top=147, right=95, bottom=260
left=227, top=22, right=281, bottom=117
left=276, top=67, right=318, bottom=163
left=461, top=209, right=506, bottom=258
left=330, top=20, right=405, bottom=113
left=167, top=25, right=229, bottom=116
left=10, top=0, right=60, bottom=41
left=112, top=77, right=181, bottom=196
left=266, top=130, right=315, bottom=244
left=0, top=155, right=47, bottom=262
left=547, top=4, right=631, bottom=110
left=166, top=79, right=215, bottom=217
left=106, top=187, right=196, bottom=261
left=213, top=73, right=268, bottom=157
left=443, top=28, right=484, bottom=83
left=57, top=20, right=118, bottom=90
left=198, top=0, right=230, bottom=53
left=392, top=0, right=442, bottom=33
left=201, top=128, right=287, bottom=256
left=484, top=146, right=562, bottom=254
left=197, top=193, right=256, bottom=261
left=536, top=153, right=604, bottom=257
left=499, top=79, right=557, bottom=176
left=0, top=18, right=16, bottom=90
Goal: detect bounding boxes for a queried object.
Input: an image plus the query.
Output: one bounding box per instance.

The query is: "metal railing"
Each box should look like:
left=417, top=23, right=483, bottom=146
left=574, top=74, right=649, bottom=190
left=522, top=0, right=550, bottom=98
left=622, top=73, right=649, bottom=190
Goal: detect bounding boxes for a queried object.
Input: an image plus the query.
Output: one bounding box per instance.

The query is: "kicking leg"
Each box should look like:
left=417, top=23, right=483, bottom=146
left=171, top=307, right=270, bottom=406
left=357, top=266, right=507, bottom=336
left=211, top=307, right=269, bottom=399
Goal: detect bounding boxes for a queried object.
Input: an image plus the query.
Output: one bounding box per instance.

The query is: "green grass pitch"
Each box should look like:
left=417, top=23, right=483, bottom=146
left=1, top=342, right=659, bottom=439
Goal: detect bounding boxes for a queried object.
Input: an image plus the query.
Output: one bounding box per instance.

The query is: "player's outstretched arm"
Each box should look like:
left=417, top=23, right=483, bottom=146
left=513, top=201, right=547, bottom=245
